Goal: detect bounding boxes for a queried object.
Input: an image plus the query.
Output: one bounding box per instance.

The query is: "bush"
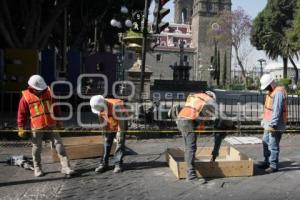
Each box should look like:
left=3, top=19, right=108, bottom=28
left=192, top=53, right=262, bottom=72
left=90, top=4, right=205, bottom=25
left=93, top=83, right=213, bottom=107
left=228, top=84, right=246, bottom=90
left=277, top=78, right=291, bottom=88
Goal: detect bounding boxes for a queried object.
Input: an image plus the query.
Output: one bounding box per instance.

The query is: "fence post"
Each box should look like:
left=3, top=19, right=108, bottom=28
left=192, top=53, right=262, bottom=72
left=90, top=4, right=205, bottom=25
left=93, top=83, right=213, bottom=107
left=237, top=101, right=241, bottom=135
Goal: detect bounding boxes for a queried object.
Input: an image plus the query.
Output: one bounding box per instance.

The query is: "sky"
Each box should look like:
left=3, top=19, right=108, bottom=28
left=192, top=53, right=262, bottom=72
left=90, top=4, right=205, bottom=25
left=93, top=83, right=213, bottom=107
left=149, top=0, right=270, bottom=71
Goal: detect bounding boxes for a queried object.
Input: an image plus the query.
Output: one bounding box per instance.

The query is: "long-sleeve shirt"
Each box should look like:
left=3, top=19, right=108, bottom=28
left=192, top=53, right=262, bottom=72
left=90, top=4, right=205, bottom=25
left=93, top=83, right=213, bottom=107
left=262, top=91, right=286, bottom=131
left=17, top=88, right=61, bottom=128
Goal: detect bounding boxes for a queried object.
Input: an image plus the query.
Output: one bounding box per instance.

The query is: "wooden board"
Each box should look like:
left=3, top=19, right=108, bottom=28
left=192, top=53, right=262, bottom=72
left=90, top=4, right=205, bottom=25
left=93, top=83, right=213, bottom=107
left=51, top=136, right=116, bottom=162
left=167, top=146, right=253, bottom=179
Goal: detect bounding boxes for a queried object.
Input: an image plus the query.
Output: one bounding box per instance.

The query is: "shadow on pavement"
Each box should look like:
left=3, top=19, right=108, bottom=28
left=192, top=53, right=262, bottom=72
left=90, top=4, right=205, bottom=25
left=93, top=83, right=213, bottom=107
left=253, top=161, right=300, bottom=176
left=124, top=161, right=167, bottom=171
left=0, top=171, right=88, bottom=187
left=124, top=147, right=138, bottom=155
left=279, top=161, right=300, bottom=172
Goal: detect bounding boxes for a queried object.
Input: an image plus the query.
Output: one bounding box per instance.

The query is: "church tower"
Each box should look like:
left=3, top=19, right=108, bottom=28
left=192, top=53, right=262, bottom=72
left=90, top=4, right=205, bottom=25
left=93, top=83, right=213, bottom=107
left=174, top=0, right=194, bottom=24
left=191, top=0, right=232, bottom=83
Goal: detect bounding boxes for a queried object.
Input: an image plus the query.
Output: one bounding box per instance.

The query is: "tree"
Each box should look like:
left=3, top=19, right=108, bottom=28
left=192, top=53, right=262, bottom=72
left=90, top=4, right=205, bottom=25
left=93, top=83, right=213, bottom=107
left=0, top=0, right=71, bottom=49
left=251, top=0, right=298, bottom=79
left=222, top=51, right=227, bottom=85
left=0, top=0, right=145, bottom=50
left=209, top=8, right=252, bottom=82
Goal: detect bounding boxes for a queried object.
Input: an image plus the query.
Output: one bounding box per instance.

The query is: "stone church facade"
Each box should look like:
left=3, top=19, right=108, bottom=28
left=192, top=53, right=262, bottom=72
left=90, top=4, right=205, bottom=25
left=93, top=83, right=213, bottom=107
left=174, top=0, right=232, bottom=84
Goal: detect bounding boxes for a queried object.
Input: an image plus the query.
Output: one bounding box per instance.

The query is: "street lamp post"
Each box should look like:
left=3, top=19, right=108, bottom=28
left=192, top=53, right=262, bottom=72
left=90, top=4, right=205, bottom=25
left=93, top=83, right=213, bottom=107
left=258, top=58, right=266, bottom=77
left=208, top=65, right=215, bottom=88
left=110, top=6, right=133, bottom=82
left=139, top=0, right=150, bottom=101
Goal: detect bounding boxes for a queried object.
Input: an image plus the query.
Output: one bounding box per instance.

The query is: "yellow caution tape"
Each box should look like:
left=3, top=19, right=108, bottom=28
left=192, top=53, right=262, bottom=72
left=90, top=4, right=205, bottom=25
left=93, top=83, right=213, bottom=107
left=0, top=129, right=299, bottom=134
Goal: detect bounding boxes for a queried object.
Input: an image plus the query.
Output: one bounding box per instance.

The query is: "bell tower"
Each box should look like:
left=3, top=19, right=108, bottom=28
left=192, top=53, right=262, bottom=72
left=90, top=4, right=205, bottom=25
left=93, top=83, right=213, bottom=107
left=192, top=0, right=232, bottom=83
left=174, top=0, right=194, bottom=24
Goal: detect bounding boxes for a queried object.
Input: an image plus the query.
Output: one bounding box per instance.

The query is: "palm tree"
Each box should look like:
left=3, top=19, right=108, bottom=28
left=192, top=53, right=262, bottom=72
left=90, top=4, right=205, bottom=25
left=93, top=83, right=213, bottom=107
left=262, top=31, right=298, bottom=84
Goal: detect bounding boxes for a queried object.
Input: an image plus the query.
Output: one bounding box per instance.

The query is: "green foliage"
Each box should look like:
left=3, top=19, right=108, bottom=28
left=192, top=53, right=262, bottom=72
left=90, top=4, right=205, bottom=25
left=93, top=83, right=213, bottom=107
left=246, top=77, right=259, bottom=90
left=211, top=42, right=220, bottom=86
left=126, top=30, right=143, bottom=38
left=251, top=0, right=298, bottom=78
left=0, top=0, right=145, bottom=49
left=288, top=0, right=300, bottom=49
left=228, top=84, right=246, bottom=90
left=222, top=51, right=227, bottom=86
left=217, top=50, right=220, bottom=85
left=277, top=78, right=292, bottom=88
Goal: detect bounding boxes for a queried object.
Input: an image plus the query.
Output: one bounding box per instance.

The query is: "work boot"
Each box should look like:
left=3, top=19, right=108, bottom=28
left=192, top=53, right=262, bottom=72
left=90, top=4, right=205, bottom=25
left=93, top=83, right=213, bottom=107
left=95, top=163, right=108, bottom=173
left=186, top=171, right=197, bottom=182
left=34, top=167, right=44, bottom=177
left=186, top=177, right=207, bottom=185
left=61, top=167, right=76, bottom=175
left=257, top=161, right=269, bottom=169
left=210, top=155, right=216, bottom=162
left=113, top=165, right=123, bottom=173
left=265, top=167, right=278, bottom=173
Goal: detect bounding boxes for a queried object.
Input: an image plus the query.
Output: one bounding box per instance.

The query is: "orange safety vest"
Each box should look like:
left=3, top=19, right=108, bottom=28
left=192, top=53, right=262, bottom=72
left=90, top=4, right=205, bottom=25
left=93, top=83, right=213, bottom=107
left=22, top=88, right=57, bottom=129
left=178, top=93, right=214, bottom=130
left=263, top=86, right=288, bottom=124
left=99, top=98, right=126, bottom=132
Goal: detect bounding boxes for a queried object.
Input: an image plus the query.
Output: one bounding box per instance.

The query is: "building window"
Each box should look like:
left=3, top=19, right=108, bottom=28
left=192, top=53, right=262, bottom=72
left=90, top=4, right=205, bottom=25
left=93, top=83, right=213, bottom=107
left=128, top=53, right=133, bottom=60
left=184, top=55, right=188, bottom=62
left=156, top=54, right=161, bottom=62
left=219, top=4, right=224, bottom=11
left=206, top=2, right=212, bottom=11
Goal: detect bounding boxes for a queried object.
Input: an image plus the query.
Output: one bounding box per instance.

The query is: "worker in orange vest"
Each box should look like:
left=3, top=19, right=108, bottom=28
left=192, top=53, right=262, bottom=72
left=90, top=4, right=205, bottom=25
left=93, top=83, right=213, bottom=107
left=90, top=95, right=128, bottom=173
left=17, top=75, right=75, bottom=177
left=177, top=90, right=218, bottom=181
left=259, top=74, right=288, bottom=173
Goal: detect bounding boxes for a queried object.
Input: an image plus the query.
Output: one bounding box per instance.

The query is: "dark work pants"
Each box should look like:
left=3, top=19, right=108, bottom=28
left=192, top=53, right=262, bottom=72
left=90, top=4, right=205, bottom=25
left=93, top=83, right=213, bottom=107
left=211, top=133, right=226, bottom=158
left=177, top=119, right=197, bottom=178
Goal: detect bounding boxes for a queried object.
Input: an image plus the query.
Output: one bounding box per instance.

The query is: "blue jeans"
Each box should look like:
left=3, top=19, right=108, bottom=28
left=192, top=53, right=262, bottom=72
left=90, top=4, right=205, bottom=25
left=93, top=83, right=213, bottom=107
left=101, top=120, right=127, bottom=166
left=262, top=130, right=282, bottom=169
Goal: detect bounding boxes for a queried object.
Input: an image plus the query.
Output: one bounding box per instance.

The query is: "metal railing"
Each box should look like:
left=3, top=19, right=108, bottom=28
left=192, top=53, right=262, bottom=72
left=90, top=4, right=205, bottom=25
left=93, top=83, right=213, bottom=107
left=1, top=92, right=300, bottom=131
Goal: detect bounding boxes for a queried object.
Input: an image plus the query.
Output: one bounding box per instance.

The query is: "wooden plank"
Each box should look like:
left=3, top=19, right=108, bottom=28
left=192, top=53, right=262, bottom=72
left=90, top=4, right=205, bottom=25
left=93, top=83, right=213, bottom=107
left=51, top=136, right=116, bottom=162
left=167, top=148, right=185, bottom=162
left=168, top=153, right=180, bottom=179
left=166, top=146, right=253, bottom=179
left=195, top=146, right=229, bottom=157
left=59, top=135, right=105, bottom=146
left=194, top=160, right=254, bottom=178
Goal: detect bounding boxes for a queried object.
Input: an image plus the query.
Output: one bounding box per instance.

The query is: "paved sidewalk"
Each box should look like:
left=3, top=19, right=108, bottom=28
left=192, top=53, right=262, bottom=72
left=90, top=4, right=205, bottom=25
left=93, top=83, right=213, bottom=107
left=1, top=134, right=300, bottom=200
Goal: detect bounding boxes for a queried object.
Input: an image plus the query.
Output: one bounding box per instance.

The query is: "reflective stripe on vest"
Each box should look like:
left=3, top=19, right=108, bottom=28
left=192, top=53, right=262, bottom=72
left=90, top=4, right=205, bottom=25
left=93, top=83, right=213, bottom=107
left=178, top=93, right=213, bottom=120
left=22, top=88, right=56, bottom=129
left=263, top=86, right=288, bottom=123
left=99, top=98, right=125, bottom=132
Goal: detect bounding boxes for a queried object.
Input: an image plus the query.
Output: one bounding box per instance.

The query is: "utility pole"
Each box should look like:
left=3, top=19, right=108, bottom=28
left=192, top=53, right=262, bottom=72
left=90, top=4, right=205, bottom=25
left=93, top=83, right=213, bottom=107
left=139, top=0, right=150, bottom=101
left=258, top=58, right=266, bottom=77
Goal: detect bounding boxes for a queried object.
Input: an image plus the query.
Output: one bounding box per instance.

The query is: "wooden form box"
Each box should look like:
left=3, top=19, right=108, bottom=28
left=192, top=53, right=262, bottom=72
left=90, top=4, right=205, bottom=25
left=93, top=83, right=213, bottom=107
left=166, top=146, right=253, bottom=179
left=51, top=136, right=116, bottom=162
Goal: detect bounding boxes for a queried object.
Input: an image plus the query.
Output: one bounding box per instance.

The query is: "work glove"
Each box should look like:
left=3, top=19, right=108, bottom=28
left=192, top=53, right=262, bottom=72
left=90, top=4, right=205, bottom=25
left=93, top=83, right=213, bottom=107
left=18, top=127, right=27, bottom=138
left=260, top=121, right=265, bottom=128
left=266, top=126, right=275, bottom=132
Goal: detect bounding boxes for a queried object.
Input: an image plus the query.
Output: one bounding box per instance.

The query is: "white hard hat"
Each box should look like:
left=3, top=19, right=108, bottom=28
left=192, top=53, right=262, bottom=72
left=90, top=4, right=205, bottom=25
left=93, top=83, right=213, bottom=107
left=205, top=91, right=216, bottom=100
left=90, top=95, right=105, bottom=114
left=28, top=75, right=47, bottom=91
left=260, top=74, right=274, bottom=90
